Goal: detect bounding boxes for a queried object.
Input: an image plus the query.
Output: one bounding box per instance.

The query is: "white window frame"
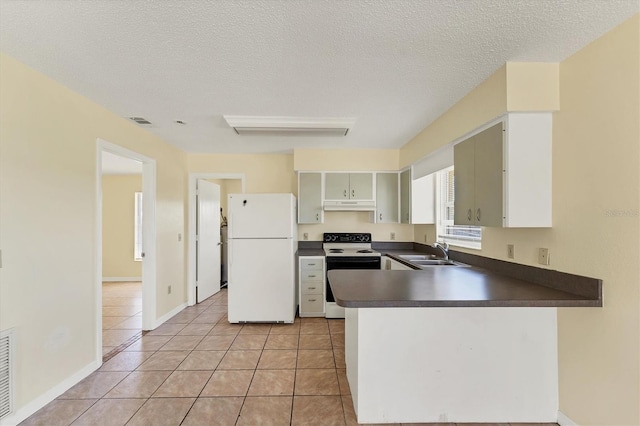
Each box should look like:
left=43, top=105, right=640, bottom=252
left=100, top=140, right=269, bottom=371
left=435, top=166, right=482, bottom=250
left=134, top=191, right=143, bottom=261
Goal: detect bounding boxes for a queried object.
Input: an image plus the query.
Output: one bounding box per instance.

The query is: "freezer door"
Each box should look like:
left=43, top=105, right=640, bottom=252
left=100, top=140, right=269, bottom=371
left=228, top=194, right=295, bottom=239
left=227, top=238, right=296, bottom=323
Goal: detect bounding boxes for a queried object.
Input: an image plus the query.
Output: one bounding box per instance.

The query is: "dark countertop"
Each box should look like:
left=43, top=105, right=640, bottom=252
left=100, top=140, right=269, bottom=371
left=297, top=248, right=325, bottom=257
left=328, top=263, right=601, bottom=308
left=297, top=242, right=602, bottom=308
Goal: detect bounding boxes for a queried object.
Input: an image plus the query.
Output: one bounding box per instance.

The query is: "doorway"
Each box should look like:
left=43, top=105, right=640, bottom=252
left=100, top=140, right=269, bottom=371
left=188, top=173, right=245, bottom=306
left=96, top=139, right=157, bottom=363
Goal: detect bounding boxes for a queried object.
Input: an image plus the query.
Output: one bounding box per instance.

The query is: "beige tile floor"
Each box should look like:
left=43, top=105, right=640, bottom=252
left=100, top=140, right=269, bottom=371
left=21, top=288, right=559, bottom=426
left=102, top=282, right=143, bottom=357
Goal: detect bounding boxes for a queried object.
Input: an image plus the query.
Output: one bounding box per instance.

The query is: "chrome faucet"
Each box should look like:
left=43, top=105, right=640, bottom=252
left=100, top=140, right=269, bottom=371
left=433, top=242, right=449, bottom=260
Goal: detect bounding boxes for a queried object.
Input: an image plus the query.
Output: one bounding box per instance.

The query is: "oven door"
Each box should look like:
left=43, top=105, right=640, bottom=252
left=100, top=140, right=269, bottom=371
left=325, top=256, right=382, bottom=302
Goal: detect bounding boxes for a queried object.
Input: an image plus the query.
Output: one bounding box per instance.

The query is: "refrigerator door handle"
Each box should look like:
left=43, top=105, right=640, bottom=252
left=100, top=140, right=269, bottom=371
left=228, top=240, right=232, bottom=266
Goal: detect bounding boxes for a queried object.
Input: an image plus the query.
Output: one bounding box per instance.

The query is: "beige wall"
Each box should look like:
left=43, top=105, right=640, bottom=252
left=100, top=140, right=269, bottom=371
left=401, top=15, right=640, bottom=425
left=0, top=53, right=188, bottom=413
left=299, top=212, right=414, bottom=242
left=189, top=153, right=295, bottom=193
left=294, top=148, right=400, bottom=171
left=102, top=175, right=142, bottom=279
left=553, top=15, right=639, bottom=425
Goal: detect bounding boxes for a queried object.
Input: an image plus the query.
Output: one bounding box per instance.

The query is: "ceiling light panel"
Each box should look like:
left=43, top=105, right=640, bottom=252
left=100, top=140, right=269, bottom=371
left=223, top=116, right=356, bottom=136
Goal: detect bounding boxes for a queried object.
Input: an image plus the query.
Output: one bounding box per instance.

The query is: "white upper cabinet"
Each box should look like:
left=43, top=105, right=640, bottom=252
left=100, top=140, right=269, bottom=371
left=411, top=173, right=436, bottom=225
left=298, top=172, right=323, bottom=224
left=375, top=172, right=399, bottom=223
left=400, top=169, right=411, bottom=224
left=325, top=173, right=373, bottom=200
left=454, top=113, right=552, bottom=228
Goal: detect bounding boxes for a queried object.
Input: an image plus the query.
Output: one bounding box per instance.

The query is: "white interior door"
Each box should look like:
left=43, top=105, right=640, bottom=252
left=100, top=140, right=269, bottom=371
left=197, top=180, right=221, bottom=302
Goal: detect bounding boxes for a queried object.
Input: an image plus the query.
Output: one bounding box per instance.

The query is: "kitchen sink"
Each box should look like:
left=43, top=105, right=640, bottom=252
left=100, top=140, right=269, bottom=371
left=397, top=254, right=468, bottom=268
left=398, top=254, right=438, bottom=261
left=412, top=259, right=458, bottom=266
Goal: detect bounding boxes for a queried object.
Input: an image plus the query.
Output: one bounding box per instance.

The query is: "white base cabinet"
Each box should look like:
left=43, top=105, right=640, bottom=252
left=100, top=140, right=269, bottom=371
left=382, top=256, right=414, bottom=270
left=298, top=257, right=325, bottom=317
left=345, top=307, right=558, bottom=423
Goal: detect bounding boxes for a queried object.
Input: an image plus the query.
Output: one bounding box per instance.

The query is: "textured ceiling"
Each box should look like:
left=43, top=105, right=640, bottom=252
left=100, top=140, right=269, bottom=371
left=1, top=1, right=637, bottom=154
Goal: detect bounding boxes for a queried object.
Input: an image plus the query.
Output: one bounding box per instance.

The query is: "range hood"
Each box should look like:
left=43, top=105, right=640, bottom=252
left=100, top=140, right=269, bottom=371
left=323, top=200, right=376, bottom=211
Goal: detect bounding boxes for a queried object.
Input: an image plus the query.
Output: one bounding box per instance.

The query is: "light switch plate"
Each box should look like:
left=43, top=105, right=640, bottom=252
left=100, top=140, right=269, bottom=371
left=390, top=232, right=396, bottom=240
left=507, top=244, right=514, bottom=259
left=538, top=248, right=550, bottom=265
left=303, top=233, right=309, bottom=241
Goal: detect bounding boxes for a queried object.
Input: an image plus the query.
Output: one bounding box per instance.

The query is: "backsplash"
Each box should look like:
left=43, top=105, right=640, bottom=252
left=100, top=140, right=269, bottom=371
left=297, top=211, right=414, bottom=241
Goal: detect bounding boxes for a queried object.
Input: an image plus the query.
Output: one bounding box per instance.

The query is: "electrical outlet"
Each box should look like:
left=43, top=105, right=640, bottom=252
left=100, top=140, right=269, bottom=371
left=168, top=285, right=172, bottom=294
left=538, top=248, right=550, bottom=265
left=303, top=233, right=308, bottom=241
left=390, top=232, right=396, bottom=240
left=507, top=244, right=514, bottom=259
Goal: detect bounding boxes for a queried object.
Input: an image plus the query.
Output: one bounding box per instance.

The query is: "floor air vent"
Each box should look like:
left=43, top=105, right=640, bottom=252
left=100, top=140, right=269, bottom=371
left=0, top=329, right=14, bottom=420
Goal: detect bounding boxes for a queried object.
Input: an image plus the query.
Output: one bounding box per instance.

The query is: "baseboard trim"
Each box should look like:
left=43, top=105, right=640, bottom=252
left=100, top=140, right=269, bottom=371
left=0, top=360, right=101, bottom=426
left=152, top=302, right=188, bottom=329
left=558, top=410, right=578, bottom=426
left=102, top=277, right=142, bottom=282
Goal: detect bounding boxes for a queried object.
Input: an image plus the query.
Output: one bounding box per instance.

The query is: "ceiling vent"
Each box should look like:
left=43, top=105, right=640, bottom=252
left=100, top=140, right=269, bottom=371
left=128, top=117, right=153, bottom=126
left=223, top=116, right=356, bottom=136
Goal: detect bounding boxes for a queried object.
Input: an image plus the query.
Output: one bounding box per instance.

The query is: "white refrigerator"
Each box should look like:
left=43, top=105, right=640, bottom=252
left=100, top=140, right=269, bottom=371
left=227, top=193, right=298, bottom=323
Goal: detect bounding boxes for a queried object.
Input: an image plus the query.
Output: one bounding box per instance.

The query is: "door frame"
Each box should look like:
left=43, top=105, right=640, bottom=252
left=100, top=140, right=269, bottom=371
left=96, top=139, right=157, bottom=362
left=188, top=173, right=245, bottom=306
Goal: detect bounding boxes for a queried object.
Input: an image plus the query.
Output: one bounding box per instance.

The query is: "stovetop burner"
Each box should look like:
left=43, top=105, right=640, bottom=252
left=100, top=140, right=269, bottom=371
left=322, top=233, right=381, bottom=258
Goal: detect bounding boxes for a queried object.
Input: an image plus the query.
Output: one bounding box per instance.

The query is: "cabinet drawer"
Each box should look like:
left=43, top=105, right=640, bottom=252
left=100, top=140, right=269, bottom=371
left=301, top=296, right=324, bottom=313
left=300, top=270, right=322, bottom=281
left=301, top=282, right=322, bottom=295
left=301, top=258, right=323, bottom=270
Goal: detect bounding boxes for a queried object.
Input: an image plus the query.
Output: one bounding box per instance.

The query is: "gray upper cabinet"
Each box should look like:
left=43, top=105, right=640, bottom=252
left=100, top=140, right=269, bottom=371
left=325, top=173, right=373, bottom=200
left=454, top=122, right=504, bottom=227
left=325, top=173, right=350, bottom=199
left=400, top=169, right=411, bottom=224
left=376, top=173, right=399, bottom=223
left=298, top=172, right=323, bottom=223
left=454, top=113, right=554, bottom=229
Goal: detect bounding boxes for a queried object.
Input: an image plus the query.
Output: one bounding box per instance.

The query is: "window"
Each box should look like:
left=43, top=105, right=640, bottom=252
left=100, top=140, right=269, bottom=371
left=134, top=192, right=143, bottom=261
left=435, top=166, right=482, bottom=249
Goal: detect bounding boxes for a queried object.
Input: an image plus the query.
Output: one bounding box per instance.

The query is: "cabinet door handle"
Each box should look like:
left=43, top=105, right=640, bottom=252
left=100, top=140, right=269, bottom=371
left=476, top=208, right=481, bottom=222
left=308, top=299, right=317, bottom=302
left=343, top=189, right=347, bottom=197
left=308, top=263, right=316, bottom=266
left=352, top=189, right=355, bottom=197
left=308, top=274, right=316, bottom=278
left=308, top=287, right=316, bottom=290
left=379, top=213, right=382, bottom=221
left=316, top=212, right=319, bottom=221
left=467, top=208, right=472, bottom=222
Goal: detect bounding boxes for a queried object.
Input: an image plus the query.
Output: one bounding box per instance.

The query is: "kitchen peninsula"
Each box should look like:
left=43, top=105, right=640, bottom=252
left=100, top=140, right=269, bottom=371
left=328, top=263, right=601, bottom=424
